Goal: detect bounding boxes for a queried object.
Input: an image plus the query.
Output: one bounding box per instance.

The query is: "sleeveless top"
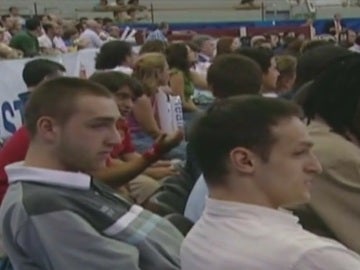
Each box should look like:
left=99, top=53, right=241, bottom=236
left=170, top=69, right=195, bottom=101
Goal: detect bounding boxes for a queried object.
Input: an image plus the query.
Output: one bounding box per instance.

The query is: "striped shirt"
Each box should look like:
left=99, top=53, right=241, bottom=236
left=1, top=162, right=183, bottom=270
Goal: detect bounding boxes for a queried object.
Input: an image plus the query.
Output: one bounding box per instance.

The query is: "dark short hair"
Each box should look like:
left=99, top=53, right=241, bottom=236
left=42, top=23, right=54, bottom=34
left=95, top=40, right=132, bottom=70
left=25, top=18, right=41, bottom=31
left=166, top=43, right=190, bottom=74
left=295, top=45, right=352, bottom=90
left=236, top=47, right=274, bottom=74
left=302, top=54, right=360, bottom=137
left=207, top=54, right=262, bottom=99
left=190, top=96, right=301, bottom=183
left=89, top=71, right=143, bottom=99
left=25, top=77, right=114, bottom=136
left=22, top=59, right=66, bottom=88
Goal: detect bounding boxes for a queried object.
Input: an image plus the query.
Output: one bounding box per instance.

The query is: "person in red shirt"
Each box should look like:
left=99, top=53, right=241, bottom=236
left=90, top=71, right=180, bottom=204
left=0, top=59, right=66, bottom=203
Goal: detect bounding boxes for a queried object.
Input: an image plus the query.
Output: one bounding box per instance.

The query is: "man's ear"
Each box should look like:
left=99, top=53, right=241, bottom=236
left=229, top=147, right=256, bottom=174
left=36, top=116, right=60, bottom=142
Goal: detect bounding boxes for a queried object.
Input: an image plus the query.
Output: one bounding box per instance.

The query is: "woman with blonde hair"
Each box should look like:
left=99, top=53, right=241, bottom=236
left=129, top=52, right=186, bottom=160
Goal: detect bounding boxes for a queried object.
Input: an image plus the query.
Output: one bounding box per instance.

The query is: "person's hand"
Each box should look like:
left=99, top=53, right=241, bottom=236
left=145, top=166, right=179, bottom=180
left=155, top=130, right=184, bottom=155
left=142, top=130, right=183, bottom=161
left=151, top=160, right=173, bottom=167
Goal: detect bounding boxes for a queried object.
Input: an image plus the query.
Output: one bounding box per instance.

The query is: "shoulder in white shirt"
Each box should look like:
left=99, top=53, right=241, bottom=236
left=38, top=34, right=53, bottom=49
left=181, top=198, right=360, bottom=270
left=112, top=66, right=133, bottom=75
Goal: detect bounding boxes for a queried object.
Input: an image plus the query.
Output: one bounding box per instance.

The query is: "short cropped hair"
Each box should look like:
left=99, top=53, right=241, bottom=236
left=25, top=77, right=113, bottom=136
left=190, top=96, right=301, bottom=183
left=89, top=71, right=143, bottom=100
left=207, top=54, right=262, bottom=99
left=95, top=40, right=132, bottom=70
left=236, top=47, right=274, bottom=74
left=22, top=59, right=66, bottom=88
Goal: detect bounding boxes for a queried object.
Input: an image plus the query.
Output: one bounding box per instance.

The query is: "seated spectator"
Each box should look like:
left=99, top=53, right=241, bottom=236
left=0, top=77, right=183, bottom=270
left=1, top=15, right=14, bottom=44
left=10, top=18, right=42, bottom=57
left=349, top=35, right=360, bottom=53
left=0, top=59, right=66, bottom=204
left=146, top=22, right=169, bottom=43
left=129, top=53, right=186, bottom=160
left=216, top=37, right=241, bottom=56
left=236, top=47, right=279, bottom=97
left=182, top=96, right=360, bottom=270
left=0, top=26, right=22, bottom=59
left=8, top=6, right=25, bottom=26
left=53, top=24, right=68, bottom=53
left=108, top=25, right=120, bottom=39
left=192, top=35, right=215, bottom=64
left=89, top=71, right=181, bottom=204
left=62, top=26, right=89, bottom=51
left=184, top=54, right=262, bottom=222
left=38, top=23, right=60, bottom=55
left=167, top=43, right=199, bottom=117
left=299, top=54, right=360, bottom=254
left=275, top=55, right=297, bottom=94
left=139, top=39, right=168, bottom=55
left=79, top=19, right=104, bottom=49
left=95, top=40, right=134, bottom=75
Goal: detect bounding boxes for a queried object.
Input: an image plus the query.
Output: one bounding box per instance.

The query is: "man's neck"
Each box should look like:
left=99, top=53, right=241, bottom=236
left=199, top=53, right=211, bottom=61
left=47, top=33, right=55, bottom=39
left=27, top=30, right=37, bottom=37
left=209, top=176, right=277, bottom=209
left=25, top=144, right=66, bottom=171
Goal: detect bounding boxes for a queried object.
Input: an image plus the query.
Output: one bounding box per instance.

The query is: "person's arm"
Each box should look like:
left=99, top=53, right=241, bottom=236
left=132, top=95, right=162, bottom=138
left=169, top=71, right=198, bottom=112
left=90, top=31, right=104, bottom=48
left=94, top=131, right=183, bottom=187
left=95, top=157, right=153, bottom=187
left=19, top=211, right=141, bottom=270
left=293, top=247, right=360, bottom=270
left=122, top=152, right=178, bottom=180
left=190, top=70, right=209, bottom=90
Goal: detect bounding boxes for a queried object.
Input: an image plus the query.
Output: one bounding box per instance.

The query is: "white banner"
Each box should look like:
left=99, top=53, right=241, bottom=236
left=0, top=49, right=98, bottom=140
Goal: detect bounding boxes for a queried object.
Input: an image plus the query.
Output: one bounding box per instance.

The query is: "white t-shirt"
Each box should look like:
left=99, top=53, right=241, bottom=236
left=38, top=34, right=53, bottom=49
left=181, top=198, right=360, bottom=270
left=112, top=66, right=133, bottom=75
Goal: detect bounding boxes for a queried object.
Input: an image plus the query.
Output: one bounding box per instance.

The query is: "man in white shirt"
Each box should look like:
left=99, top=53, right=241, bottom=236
left=79, top=19, right=104, bottom=49
left=38, top=23, right=58, bottom=54
left=181, top=96, right=360, bottom=270
left=192, top=35, right=215, bottom=63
